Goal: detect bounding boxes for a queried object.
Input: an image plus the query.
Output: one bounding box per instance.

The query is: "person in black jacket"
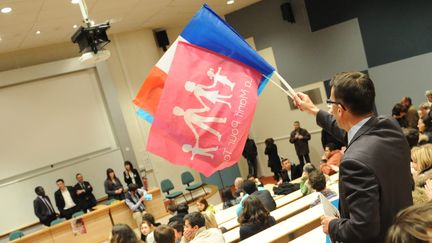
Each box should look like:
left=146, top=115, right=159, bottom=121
left=54, top=179, right=80, bottom=219
left=242, top=137, right=258, bottom=177
left=264, top=138, right=282, bottom=181
left=289, top=121, right=311, bottom=167
left=123, top=161, right=143, bottom=188
left=168, top=202, right=189, bottom=225
left=295, top=71, right=412, bottom=243
left=33, top=186, right=57, bottom=226
left=277, top=158, right=302, bottom=184
left=238, top=195, right=276, bottom=240
left=74, top=173, right=97, bottom=213
left=104, top=168, right=125, bottom=200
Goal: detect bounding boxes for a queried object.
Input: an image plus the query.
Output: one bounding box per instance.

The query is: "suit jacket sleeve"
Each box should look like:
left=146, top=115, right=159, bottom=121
left=86, top=181, right=93, bottom=193
left=54, top=191, right=63, bottom=214
left=329, top=159, right=380, bottom=242
left=34, top=199, right=44, bottom=219
left=316, top=110, right=347, bottom=145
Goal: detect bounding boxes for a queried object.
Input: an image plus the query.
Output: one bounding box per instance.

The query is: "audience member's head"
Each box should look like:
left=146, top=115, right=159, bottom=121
left=106, top=168, right=117, bottom=180
left=308, top=171, right=327, bottom=192
left=264, top=138, right=274, bottom=147
left=404, top=128, right=419, bottom=148
left=110, top=224, right=138, bottom=243
left=56, top=179, right=65, bottom=190
left=196, top=197, right=209, bottom=212
left=400, top=96, right=413, bottom=109
left=324, top=143, right=339, bottom=158
left=281, top=158, right=292, bottom=171
left=168, top=221, right=184, bottom=242
left=303, top=163, right=317, bottom=176
left=183, top=212, right=206, bottom=240
left=238, top=195, right=271, bottom=225
left=234, top=177, right=244, bottom=190
left=141, top=213, right=160, bottom=237
left=221, top=188, right=236, bottom=203
left=176, top=202, right=189, bottom=214
left=418, top=102, right=430, bottom=118
left=242, top=180, right=258, bottom=195
left=127, top=183, right=138, bottom=194
left=35, top=186, right=45, bottom=196
left=154, top=225, right=175, bottom=243
left=419, top=112, right=432, bottom=133
left=386, top=203, right=432, bottom=243
left=411, top=145, right=432, bottom=174
left=392, top=103, right=408, bottom=118
left=167, top=204, right=177, bottom=215
left=426, top=90, right=432, bottom=103
left=124, top=161, right=134, bottom=171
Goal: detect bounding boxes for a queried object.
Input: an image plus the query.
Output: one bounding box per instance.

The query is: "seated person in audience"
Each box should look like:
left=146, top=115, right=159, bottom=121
left=418, top=102, right=430, bottom=119
left=123, top=160, right=143, bottom=188
left=236, top=180, right=276, bottom=216
left=125, top=183, right=147, bottom=228
left=33, top=186, right=58, bottom=226
left=418, top=114, right=432, bottom=145
left=308, top=171, right=337, bottom=207
left=400, top=96, right=419, bottom=129
left=404, top=128, right=419, bottom=148
left=196, top=197, right=217, bottom=228
left=167, top=204, right=177, bottom=215
left=299, top=163, right=318, bottom=195
left=54, top=178, right=80, bottom=219
left=221, top=187, right=240, bottom=209
left=247, top=174, right=264, bottom=187
left=411, top=145, right=432, bottom=205
left=386, top=203, right=432, bottom=243
left=74, top=173, right=96, bottom=213
left=141, top=213, right=161, bottom=243
left=277, top=158, right=302, bottom=185
left=104, top=168, right=125, bottom=200
left=181, top=212, right=224, bottom=243
left=110, top=224, right=138, bottom=243
left=426, top=90, right=432, bottom=106
left=168, top=202, right=189, bottom=225
left=154, top=225, right=176, bottom=243
left=168, top=221, right=184, bottom=243
left=238, top=195, right=276, bottom=240
left=392, top=103, right=409, bottom=128
left=320, top=143, right=343, bottom=175
left=233, top=177, right=244, bottom=198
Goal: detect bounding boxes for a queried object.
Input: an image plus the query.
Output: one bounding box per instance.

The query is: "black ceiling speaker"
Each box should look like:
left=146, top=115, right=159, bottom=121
left=154, top=30, right=169, bottom=52
left=281, top=2, right=295, bottom=23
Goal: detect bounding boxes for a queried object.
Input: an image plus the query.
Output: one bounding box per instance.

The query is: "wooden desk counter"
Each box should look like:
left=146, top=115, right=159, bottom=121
left=49, top=206, right=111, bottom=243
left=11, top=227, right=54, bottom=243
left=290, top=226, right=325, bottom=243
left=145, top=187, right=165, bottom=219
left=109, top=201, right=136, bottom=228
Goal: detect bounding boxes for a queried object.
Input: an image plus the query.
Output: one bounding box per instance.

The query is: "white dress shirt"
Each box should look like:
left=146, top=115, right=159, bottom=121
left=61, top=189, right=76, bottom=210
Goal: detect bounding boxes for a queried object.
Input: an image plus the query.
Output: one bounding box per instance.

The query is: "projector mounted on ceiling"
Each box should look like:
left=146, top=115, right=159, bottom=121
left=71, top=0, right=111, bottom=64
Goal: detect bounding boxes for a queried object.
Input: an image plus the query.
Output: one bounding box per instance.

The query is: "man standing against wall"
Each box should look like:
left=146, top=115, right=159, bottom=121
left=294, top=71, right=412, bottom=242
left=54, top=179, right=80, bottom=219
left=242, top=137, right=258, bottom=177
left=33, top=186, right=58, bottom=226
left=74, top=173, right=97, bottom=213
left=289, top=121, right=311, bottom=167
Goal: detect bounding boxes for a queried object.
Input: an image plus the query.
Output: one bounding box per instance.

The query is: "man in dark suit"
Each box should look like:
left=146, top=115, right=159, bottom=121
left=294, top=71, right=412, bottom=242
left=289, top=121, right=311, bottom=167
left=74, top=173, right=97, bottom=213
left=54, top=179, right=80, bottom=219
left=277, top=158, right=301, bottom=184
left=242, top=137, right=258, bottom=177
left=33, top=186, right=57, bottom=226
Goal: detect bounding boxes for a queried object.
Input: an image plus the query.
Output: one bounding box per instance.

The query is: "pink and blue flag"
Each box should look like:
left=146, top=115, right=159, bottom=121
left=147, top=42, right=262, bottom=176
left=133, top=4, right=275, bottom=123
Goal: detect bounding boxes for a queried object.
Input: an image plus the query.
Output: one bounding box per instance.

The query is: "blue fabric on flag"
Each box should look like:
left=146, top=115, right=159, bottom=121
left=181, top=4, right=275, bottom=95
left=137, top=108, right=154, bottom=123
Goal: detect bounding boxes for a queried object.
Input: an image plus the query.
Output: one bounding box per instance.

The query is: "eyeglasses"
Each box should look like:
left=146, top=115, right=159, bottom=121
left=326, top=99, right=346, bottom=110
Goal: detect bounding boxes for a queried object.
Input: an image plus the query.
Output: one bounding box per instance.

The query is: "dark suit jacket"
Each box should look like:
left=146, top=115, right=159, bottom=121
left=123, top=169, right=143, bottom=188
left=317, top=110, right=413, bottom=243
left=74, top=181, right=97, bottom=210
left=289, top=128, right=311, bottom=155
left=33, top=196, right=56, bottom=225
left=264, top=144, right=282, bottom=173
left=54, top=186, right=79, bottom=217
left=279, top=164, right=301, bottom=183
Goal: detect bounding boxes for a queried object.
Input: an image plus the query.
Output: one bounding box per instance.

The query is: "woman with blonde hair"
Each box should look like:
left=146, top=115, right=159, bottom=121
left=411, top=144, right=432, bottom=186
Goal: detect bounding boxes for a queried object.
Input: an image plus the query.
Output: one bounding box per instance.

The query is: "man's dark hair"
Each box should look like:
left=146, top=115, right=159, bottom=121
left=128, top=183, right=138, bottom=192
left=325, top=143, right=338, bottom=151
left=56, top=179, right=64, bottom=183
left=184, top=212, right=205, bottom=228
left=176, top=202, right=189, bottom=214
left=392, top=103, right=407, bottom=116
left=154, top=225, right=175, bottom=243
left=404, top=128, right=419, bottom=148
left=308, top=171, right=327, bottom=192
left=402, top=96, right=412, bottom=106
left=35, top=186, right=44, bottom=195
left=242, top=180, right=258, bottom=195
left=75, top=173, right=82, bottom=178
left=330, top=71, right=375, bottom=116
left=168, top=221, right=184, bottom=234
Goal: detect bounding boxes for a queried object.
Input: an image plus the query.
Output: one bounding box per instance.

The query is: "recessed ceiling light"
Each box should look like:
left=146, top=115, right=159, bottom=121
left=36, top=30, right=41, bottom=35
left=71, top=0, right=80, bottom=4
left=227, top=0, right=235, bottom=5
left=73, top=24, right=78, bottom=29
left=1, top=7, right=12, bottom=13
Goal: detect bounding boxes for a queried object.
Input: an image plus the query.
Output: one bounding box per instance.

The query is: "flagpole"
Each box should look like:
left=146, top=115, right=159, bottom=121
left=265, top=75, right=293, bottom=98
left=273, top=71, right=297, bottom=98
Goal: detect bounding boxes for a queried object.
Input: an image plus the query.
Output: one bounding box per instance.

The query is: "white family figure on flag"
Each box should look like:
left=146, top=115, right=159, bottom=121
left=207, top=67, right=235, bottom=91
left=172, top=106, right=227, bottom=142
left=184, top=81, right=232, bottom=108
left=182, top=143, right=219, bottom=160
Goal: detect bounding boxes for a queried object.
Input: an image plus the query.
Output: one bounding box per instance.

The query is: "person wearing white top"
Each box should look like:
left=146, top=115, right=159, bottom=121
left=54, top=179, right=80, bottom=219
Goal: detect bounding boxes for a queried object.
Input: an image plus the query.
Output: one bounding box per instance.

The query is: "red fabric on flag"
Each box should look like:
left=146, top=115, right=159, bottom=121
left=133, top=66, right=167, bottom=117
left=147, top=42, right=261, bottom=176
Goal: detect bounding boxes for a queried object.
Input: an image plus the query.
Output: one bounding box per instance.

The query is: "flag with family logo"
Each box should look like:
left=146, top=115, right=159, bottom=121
left=147, top=42, right=261, bottom=176
left=133, top=4, right=275, bottom=123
